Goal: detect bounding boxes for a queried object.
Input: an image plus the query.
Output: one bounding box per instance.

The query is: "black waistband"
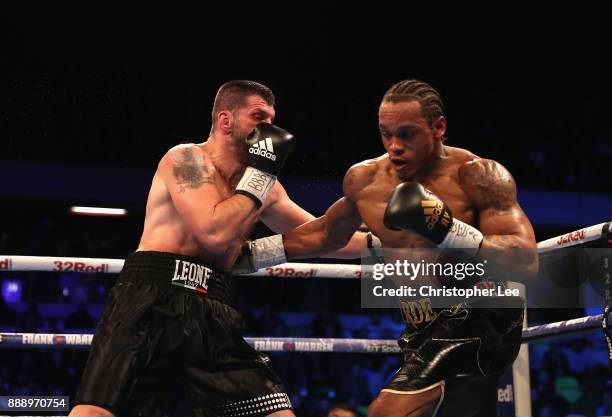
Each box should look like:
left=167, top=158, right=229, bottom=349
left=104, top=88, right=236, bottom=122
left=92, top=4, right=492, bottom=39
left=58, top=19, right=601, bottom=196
left=118, top=251, right=232, bottom=304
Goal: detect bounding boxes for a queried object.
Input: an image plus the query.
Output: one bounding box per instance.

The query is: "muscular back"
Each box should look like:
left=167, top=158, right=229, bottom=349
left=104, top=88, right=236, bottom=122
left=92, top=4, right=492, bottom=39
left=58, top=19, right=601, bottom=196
left=137, top=144, right=261, bottom=271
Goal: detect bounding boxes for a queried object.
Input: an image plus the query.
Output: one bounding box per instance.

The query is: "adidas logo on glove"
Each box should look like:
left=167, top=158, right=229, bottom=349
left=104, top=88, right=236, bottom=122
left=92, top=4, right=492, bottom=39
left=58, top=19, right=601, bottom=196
left=249, top=137, right=276, bottom=161
left=421, top=200, right=449, bottom=230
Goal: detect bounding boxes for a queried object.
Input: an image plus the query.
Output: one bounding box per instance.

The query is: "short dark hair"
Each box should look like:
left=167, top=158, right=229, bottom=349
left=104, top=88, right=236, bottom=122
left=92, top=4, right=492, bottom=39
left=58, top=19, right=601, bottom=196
left=382, top=79, right=445, bottom=125
left=211, top=80, right=275, bottom=126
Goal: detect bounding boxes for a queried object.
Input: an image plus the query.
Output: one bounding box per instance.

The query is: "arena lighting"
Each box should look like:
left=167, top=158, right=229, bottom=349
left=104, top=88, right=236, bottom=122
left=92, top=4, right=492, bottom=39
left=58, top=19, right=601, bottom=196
left=69, top=206, right=127, bottom=217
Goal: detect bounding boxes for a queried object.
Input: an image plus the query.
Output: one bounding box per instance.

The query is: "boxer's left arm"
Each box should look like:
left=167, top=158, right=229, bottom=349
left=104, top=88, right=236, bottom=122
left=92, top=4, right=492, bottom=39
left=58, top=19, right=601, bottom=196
left=259, top=181, right=368, bottom=259
left=232, top=168, right=372, bottom=274
left=458, top=158, right=538, bottom=281
left=231, top=188, right=365, bottom=274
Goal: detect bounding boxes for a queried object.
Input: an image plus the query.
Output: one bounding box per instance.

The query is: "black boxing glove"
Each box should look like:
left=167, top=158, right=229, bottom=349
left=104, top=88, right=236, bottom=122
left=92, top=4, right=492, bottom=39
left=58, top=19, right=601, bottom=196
left=383, top=182, right=483, bottom=255
left=235, top=123, right=296, bottom=207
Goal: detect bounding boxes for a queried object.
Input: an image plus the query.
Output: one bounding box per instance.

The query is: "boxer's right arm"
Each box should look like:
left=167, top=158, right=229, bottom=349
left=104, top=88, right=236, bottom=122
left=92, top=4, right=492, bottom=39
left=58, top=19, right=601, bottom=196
left=160, top=146, right=258, bottom=254
left=284, top=197, right=363, bottom=259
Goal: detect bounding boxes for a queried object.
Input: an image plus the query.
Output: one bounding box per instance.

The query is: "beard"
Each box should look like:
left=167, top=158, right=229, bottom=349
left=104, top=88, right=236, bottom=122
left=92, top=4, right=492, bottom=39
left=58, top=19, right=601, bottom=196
left=230, top=121, right=252, bottom=162
left=231, top=121, right=251, bottom=144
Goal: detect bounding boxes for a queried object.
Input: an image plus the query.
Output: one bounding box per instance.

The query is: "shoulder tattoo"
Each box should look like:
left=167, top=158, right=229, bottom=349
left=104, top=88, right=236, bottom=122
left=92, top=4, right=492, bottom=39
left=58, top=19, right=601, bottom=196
left=458, top=159, right=517, bottom=216
left=171, top=147, right=214, bottom=192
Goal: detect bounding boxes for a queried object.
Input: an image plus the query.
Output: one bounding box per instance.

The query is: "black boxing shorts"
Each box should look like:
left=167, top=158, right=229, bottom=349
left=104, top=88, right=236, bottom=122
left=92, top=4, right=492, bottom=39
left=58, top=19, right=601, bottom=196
left=383, top=297, right=524, bottom=417
left=74, top=251, right=292, bottom=417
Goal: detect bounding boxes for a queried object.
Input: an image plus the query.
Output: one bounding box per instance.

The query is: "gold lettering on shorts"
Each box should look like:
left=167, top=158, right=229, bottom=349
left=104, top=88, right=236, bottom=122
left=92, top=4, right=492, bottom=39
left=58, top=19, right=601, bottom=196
left=400, top=298, right=437, bottom=328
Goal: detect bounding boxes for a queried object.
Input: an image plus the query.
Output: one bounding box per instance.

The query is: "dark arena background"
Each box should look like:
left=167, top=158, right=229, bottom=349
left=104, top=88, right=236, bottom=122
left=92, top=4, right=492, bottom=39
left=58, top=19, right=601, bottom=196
left=1, top=5, right=611, bottom=417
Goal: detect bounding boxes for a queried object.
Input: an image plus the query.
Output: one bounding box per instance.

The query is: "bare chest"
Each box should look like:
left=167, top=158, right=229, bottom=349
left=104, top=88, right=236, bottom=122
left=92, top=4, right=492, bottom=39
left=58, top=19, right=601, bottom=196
left=355, top=172, right=475, bottom=248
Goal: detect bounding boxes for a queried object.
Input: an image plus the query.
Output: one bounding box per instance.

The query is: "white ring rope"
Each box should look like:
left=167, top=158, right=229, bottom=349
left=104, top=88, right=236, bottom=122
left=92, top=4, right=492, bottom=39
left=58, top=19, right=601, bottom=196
left=0, top=256, right=359, bottom=278
left=0, top=222, right=609, bottom=276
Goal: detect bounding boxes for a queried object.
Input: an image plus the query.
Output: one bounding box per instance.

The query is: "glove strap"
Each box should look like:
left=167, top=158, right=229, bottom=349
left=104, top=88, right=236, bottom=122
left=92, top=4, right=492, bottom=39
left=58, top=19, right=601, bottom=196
left=252, top=234, right=287, bottom=270
left=367, top=232, right=384, bottom=263
left=235, top=167, right=276, bottom=207
left=438, top=218, right=484, bottom=256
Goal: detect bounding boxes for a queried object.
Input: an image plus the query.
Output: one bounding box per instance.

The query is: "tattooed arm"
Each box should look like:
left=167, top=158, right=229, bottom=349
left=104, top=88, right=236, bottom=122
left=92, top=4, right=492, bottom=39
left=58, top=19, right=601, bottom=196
left=458, top=159, right=538, bottom=281
left=159, top=145, right=258, bottom=254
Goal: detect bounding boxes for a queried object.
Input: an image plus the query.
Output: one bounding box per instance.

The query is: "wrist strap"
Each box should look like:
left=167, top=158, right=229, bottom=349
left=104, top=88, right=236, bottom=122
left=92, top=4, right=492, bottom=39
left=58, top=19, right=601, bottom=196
left=367, top=232, right=382, bottom=250
left=252, top=234, right=287, bottom=270
left=235, top=167, right=276, bottom=207
left=439, top=218, right=484, bottom=256
left=367, top=231, right=384, bottom=263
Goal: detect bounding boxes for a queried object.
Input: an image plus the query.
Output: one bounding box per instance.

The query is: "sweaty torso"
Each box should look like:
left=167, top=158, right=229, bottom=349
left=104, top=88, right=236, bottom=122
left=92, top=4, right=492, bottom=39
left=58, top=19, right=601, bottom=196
left=351, top=147, right=482, bottom=326
left=136, top=144, right=264, bottom=271
left=350, top=146, right=479, bottom=253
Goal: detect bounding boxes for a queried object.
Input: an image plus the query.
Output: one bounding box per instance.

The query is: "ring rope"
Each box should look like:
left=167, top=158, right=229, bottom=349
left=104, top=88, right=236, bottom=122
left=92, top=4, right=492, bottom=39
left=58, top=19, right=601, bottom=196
left=0, top=222, right=609, bottom=276
left=1, top=312, right=609, bottom=351
left=0, top=256, right=361, bottom=278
